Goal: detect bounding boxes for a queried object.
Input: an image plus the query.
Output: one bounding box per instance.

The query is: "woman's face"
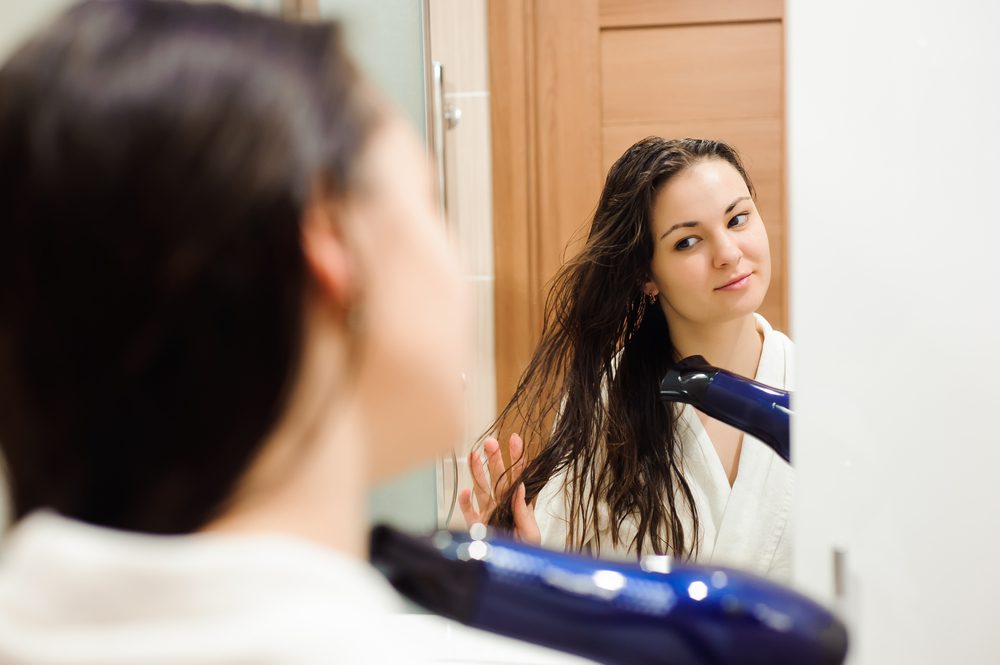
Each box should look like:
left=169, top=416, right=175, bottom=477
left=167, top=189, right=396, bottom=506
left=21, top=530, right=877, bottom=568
left=347, top=119, right=467, bottom=482
left=644, top=158, right=771, bottom=327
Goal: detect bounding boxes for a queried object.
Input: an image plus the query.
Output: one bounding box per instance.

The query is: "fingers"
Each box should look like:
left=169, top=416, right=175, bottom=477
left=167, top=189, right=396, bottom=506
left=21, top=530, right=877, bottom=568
left=512, top=483, right=541, bottom=546
left=508, top=433, right=526, bottom=481
left=466, top=434, right=526, bottom=529
left=484, top=437, right=509, bottom=495
left=468, top=449, right=494, bottom=517
left=458, top=488, right=480, bottom=528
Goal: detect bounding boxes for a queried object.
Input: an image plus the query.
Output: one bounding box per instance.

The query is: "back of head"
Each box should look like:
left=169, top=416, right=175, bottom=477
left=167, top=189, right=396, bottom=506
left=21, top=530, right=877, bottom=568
left=0, top=0, right=380, bottom=534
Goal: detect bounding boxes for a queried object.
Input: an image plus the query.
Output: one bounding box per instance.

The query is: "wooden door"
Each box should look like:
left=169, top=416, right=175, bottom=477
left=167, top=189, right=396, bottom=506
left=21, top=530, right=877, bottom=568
left=489, top=0, right=786, bottom=412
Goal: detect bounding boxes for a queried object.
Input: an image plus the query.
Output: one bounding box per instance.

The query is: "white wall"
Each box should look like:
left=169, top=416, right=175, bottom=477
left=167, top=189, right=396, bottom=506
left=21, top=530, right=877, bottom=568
left=0, top=0, right=280, bottom=64
left=788, top=2, right=1000, bottom=663
left=427, top=0, right=497, bottom=530
left=0, top=1, right=74, bottom=62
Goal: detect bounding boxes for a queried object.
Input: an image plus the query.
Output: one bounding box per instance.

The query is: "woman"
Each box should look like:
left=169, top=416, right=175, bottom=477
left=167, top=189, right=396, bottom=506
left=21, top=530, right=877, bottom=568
left=460, top=138, right=794, bottom=580
left=0, top=1, right=465, bottom=662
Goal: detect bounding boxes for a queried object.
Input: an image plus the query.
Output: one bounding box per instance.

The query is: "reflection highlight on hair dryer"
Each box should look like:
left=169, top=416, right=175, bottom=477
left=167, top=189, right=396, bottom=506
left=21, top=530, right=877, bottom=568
left=370, top=525, right=847, bottom=665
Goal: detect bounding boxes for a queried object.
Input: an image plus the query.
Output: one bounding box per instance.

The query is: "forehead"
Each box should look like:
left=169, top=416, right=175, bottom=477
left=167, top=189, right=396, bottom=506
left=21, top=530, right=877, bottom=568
left=652, top=158, right=751, bottom=227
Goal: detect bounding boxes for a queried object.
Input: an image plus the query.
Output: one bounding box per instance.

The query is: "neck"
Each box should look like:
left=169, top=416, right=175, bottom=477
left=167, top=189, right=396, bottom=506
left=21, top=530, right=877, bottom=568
left=203, top=302, right=368, bottom=559
left=666, top=312, right=763, bottom=379
left=205, top=403, right=368, bottom=558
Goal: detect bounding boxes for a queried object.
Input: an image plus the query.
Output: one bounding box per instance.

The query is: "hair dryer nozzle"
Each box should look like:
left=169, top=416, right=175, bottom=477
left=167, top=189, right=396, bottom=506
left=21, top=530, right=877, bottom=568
left=369, top=525, right=484, bottom=622
left=658, top=355, right=717, bottom=404
left=660, top=356, right=792, bottom=463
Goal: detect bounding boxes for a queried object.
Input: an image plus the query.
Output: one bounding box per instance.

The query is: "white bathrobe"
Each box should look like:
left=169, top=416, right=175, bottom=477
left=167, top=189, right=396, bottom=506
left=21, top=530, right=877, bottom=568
left=0, top=512, right=595, bottom=665
left=534, top=314, right=795, bottom=580
left=0, top=512, right=416, bottom=665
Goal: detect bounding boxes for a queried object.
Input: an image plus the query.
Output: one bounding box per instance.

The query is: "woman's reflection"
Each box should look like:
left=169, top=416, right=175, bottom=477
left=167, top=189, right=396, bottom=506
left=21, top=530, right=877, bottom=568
left=460, top=137, right=794, bottom=580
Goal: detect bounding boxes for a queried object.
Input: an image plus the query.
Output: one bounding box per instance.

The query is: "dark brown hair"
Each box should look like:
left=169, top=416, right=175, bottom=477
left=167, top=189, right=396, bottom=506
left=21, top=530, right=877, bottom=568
left=0, top=1, right=380, bottom=533
left=489, top=137, right=754, bottom=558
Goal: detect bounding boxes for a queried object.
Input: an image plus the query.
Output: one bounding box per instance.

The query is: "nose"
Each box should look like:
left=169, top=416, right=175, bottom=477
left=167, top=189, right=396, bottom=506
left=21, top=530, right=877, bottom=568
left=712, top=235, right=743, bottom=269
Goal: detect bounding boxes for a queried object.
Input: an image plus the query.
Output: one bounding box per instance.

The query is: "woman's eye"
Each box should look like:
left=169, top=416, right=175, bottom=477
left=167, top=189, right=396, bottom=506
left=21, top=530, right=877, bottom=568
left=729, top=213, right=749, bottom=228
left=674, top=236, right=699, bottom=250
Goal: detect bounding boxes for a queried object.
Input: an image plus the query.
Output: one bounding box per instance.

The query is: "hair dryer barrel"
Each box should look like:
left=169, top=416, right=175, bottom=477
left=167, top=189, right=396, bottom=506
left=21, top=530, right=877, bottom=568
left=659, top=356, right=792, bottom=463
left=370, top=525, right=847, bottom=665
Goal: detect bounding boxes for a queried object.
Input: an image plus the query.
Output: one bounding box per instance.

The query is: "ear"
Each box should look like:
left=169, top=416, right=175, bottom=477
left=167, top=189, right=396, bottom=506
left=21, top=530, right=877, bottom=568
left=300, top=202, right=356, bottom=311
left=641, top=278, right=659, bottom=298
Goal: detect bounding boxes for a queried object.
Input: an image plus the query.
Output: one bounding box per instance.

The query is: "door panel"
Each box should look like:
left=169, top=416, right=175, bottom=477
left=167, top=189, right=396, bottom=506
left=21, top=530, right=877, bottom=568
left=601, top=22, right=783, bottom=125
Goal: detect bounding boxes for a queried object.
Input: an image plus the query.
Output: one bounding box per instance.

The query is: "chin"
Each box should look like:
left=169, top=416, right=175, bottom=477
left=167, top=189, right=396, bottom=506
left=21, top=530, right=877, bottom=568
left=739, top=294, right=767, bottom=319
left=704, top=296, right=766, bottom=325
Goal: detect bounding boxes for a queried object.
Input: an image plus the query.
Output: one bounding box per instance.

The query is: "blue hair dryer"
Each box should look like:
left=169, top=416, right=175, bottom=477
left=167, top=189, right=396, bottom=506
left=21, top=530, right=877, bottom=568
left=660, top=356, right=792, bottom=463
left=370, top=525, right=847, bottom=665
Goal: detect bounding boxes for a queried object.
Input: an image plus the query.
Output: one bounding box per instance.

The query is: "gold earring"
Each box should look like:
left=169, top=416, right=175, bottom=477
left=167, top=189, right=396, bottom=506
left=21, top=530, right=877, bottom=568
left=647, top=292, right=657, bottom=304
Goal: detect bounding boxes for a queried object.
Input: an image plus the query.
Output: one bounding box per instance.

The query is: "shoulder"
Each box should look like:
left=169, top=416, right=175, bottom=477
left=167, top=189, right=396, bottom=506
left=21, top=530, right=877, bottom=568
left=753, top=312, right=792, bottom=344
left=753, top=313, right=794, bottom=390
left=753, top=312, right=794, bottom=347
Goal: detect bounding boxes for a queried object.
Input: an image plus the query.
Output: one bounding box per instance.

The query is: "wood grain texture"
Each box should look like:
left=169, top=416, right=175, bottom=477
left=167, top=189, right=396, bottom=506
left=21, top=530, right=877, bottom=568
left=488, top=0, right=536, bottom=415
left=602, top=22, right=783, bottom=125
left=532, top=0, right=604, bottom=313
left=600, top=21, right=786, bottom=330
left=599, top=0, right=782, bottom=28
left=488, top=0, right=604, bottom=416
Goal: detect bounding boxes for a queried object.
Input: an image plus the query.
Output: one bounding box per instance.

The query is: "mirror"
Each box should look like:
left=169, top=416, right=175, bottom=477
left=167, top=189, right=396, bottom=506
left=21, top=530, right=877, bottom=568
left=0, top=0, right=796, bottom=576
left=272, top=0, right=797, bottom=579
left=4, top=2, right=998, bottom=661
left=426, top=0, right=795, bottom=581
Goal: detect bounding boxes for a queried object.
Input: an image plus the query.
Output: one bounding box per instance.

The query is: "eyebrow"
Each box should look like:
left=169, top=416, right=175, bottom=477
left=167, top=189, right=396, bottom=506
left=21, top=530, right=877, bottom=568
left=725, top=196, right=751, bottom=214
left=660, top=196, right=752, bottom=240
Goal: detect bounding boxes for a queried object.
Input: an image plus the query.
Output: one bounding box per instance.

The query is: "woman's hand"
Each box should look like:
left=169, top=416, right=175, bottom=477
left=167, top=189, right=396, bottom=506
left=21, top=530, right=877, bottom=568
left=458, top=433, right=541, bottom=545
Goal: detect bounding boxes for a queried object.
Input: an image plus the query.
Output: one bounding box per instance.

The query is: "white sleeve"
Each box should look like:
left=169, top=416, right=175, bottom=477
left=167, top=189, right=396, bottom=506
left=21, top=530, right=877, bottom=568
left=533, top=468, right=572, bottom=551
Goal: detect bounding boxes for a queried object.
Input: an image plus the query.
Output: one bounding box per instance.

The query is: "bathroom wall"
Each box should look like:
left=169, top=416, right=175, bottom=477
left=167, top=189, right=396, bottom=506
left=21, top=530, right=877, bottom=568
left=427, top=0, right=497, bottom=529
left=788, top=1, right=1000, bottom=662
left=0, top=1, right=74, bottom=62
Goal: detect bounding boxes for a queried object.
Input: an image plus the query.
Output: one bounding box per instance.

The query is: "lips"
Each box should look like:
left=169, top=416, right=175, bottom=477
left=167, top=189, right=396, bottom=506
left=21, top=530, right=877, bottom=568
left=716, top=272, right=752, bottom=291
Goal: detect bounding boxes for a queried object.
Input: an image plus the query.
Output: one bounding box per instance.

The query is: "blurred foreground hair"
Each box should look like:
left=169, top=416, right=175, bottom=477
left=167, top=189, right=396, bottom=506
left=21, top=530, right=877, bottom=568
left=0, top=0, right=381, bottom=533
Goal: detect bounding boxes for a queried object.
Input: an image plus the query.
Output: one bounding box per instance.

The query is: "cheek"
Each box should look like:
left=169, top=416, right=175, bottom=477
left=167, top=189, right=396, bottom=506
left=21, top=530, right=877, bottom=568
left=361, top=209, right=467, bottom=481
left=655, top=252, right=707, bottom=301
left=746, top=223, right=771, bottom=259
left=748, top=230, right=772, bottom=275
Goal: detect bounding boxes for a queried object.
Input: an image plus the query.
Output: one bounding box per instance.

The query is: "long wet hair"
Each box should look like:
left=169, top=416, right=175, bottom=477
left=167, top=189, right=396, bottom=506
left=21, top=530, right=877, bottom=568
left=489, top=137, right=754, bottom=557
left=0, top=1, right=381, bottom=534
